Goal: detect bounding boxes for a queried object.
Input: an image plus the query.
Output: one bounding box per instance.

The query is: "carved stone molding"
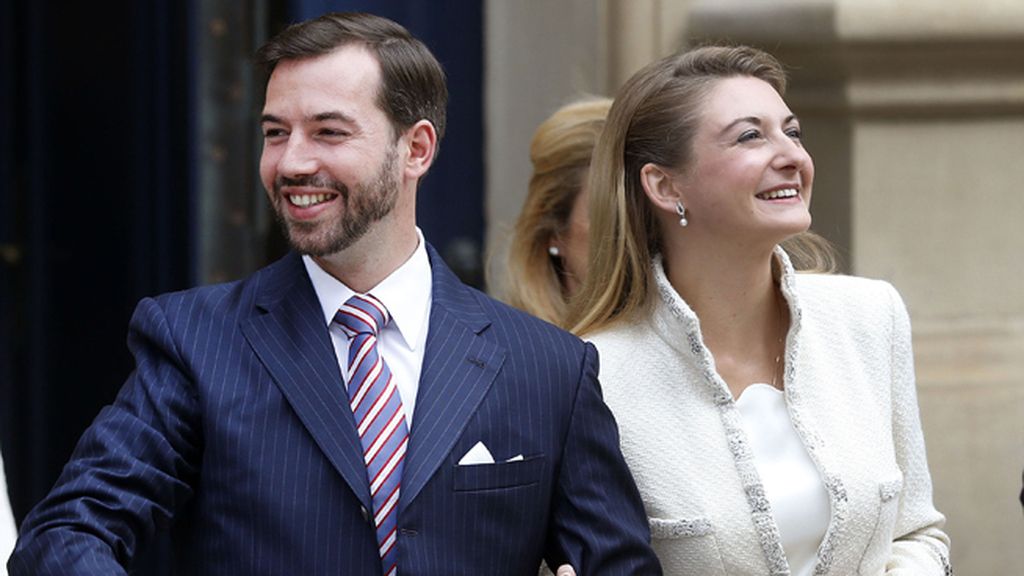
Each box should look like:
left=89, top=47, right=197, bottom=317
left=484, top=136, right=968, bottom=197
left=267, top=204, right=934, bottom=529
left=688, top=0, right=1024, bottom=117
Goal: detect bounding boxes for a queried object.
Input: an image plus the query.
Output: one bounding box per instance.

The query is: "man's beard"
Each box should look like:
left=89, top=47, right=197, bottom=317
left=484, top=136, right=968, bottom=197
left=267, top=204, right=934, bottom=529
left=272, top=145, right=400, bottom=257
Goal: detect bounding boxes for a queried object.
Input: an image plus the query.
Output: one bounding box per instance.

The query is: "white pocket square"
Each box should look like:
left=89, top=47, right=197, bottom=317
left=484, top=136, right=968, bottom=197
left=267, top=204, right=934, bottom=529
left=458, top=441, right=495, bottom=465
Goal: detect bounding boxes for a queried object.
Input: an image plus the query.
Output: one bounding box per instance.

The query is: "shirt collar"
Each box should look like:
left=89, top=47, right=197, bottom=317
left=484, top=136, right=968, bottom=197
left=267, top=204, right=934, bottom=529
left=302, top=228, right=432, bottom=351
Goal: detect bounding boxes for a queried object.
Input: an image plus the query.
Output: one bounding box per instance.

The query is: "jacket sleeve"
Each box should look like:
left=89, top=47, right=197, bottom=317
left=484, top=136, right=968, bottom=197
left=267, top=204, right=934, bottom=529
left=544, top=342, right=663, bottom=575
left=883, top=284, right=952, bottom=575
left=8, top=297, right=201, bottom=576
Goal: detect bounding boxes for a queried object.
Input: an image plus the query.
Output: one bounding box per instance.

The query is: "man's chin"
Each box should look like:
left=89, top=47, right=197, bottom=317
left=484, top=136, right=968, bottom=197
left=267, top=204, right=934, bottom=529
left=285, top=228, right=358, bottom=257
left=289, top=237, right=340, bottom=258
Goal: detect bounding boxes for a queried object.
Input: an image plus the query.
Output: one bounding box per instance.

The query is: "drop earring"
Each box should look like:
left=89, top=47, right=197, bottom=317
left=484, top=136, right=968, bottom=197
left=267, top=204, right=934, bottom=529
left=675, top=200, right=688, bottom=227
left=548, top=245, right=561, bottom=257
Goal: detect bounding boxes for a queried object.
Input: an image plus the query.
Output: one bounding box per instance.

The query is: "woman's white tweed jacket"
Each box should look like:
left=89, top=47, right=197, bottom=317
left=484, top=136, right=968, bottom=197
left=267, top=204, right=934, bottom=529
left=588, top=250, right=950, bottom=575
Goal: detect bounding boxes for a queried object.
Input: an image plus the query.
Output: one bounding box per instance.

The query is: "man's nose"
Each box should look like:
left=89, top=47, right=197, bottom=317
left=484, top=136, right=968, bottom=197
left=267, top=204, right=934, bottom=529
left=278, top=135, right=319, bottom=177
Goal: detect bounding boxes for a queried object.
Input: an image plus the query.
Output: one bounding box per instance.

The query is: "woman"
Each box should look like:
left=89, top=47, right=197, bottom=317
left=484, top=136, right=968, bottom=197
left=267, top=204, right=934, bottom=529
left=567, top=45, right=950, bottom=575
left=504, top=98, right=612, bottom=327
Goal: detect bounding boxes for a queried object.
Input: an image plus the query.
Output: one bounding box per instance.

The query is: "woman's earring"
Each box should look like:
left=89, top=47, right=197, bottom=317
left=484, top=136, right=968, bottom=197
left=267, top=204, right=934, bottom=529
left=675, top=201, right=688, bottom=228
left=548, top=245, right=561, bottom=257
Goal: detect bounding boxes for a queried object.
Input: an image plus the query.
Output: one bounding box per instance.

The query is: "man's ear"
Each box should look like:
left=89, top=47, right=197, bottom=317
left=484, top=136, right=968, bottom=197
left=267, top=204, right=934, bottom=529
left=639, top=162, right=685, bottom=213
left=401, top=119, right=437, bottom=180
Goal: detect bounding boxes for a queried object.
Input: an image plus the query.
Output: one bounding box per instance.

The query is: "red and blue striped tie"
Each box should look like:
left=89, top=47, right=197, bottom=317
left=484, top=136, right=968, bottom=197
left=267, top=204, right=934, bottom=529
left=335, top=294, right=408, bottom=576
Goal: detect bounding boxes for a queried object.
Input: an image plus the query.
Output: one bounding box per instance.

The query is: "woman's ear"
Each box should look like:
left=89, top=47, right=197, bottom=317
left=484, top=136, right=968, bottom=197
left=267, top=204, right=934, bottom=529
left=401, top=119, right=437, bottom=180
left=639, top=162, right=685, bottom=213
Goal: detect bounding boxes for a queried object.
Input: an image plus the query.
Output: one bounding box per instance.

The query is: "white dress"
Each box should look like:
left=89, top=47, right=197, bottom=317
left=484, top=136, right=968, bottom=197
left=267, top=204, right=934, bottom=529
left=736, top=383, right=830, bottom=576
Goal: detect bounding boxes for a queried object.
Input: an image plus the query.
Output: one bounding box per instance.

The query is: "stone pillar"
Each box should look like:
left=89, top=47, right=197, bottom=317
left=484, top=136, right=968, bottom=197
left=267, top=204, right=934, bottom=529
left=688, top=1, right=1024, bottom=573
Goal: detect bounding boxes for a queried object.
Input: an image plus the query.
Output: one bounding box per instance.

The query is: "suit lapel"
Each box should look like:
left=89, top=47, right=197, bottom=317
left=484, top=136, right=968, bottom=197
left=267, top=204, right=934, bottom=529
left=400, top=246, right=506, bottom=511
left=240, top=253, right=373, bottom=512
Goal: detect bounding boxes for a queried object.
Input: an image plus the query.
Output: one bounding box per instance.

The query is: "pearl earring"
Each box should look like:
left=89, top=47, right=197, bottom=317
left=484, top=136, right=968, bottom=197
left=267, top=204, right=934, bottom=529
left=548, top=246, right=561, bottom=257
left=675, top=201, right=688, bottom=227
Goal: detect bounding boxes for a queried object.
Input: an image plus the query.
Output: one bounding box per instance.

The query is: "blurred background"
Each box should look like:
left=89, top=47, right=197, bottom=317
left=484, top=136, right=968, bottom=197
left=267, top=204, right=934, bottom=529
left=2, top=0, right=1021, bottom=574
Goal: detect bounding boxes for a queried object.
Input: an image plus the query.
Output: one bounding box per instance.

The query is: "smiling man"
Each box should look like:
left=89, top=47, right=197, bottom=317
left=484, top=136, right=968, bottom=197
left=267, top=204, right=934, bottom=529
left=8, top=12, right=659, bottom=576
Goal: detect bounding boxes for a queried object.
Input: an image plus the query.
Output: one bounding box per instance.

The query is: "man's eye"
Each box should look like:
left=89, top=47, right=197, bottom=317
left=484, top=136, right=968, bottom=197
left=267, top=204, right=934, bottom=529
left=263, top=128, right=286, bottom=138
left=319, top=129, right=348, bottom=137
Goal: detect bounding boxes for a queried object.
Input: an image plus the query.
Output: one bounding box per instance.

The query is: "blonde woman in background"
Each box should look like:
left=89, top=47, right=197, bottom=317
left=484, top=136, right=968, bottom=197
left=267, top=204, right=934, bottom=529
left=504, top=98, right=612, bottom=327
left=565, top=45, right=950, bottom=575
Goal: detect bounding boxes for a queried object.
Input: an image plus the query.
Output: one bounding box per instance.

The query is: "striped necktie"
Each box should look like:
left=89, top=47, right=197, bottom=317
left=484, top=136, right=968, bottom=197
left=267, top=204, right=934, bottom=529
left=334, top=293, right=409, bottom=576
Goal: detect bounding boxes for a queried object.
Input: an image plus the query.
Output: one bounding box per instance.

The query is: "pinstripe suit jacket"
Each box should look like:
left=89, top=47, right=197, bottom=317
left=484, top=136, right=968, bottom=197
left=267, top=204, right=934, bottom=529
left=9, top=246, right=659, bottom=575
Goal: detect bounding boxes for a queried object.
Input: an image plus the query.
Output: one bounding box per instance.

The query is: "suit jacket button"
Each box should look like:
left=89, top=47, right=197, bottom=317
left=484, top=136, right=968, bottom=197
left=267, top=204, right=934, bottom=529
left=360, top=506, right=370, bottom=523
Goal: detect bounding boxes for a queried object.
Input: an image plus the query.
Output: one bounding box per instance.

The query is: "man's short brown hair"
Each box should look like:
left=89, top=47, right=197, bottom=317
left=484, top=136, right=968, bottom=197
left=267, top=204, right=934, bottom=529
left=257, top=12, right=447, bottom=143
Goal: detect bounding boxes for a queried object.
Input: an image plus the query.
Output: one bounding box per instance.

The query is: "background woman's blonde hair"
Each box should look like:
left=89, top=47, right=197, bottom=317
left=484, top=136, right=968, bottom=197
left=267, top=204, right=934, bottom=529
left=503, top=97, right=612, bottom=326
left=568, top=45, right=835, bottom=336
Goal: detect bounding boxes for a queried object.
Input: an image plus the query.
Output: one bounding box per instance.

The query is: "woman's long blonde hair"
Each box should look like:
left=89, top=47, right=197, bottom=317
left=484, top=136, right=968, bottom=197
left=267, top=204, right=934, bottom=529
left=504, top=98, right=613, bottom=327
left=568, top=45, right=835, bottom=336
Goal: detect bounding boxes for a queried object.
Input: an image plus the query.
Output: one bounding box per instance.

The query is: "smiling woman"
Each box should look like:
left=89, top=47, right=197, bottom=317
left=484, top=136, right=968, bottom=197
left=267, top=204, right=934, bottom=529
left=566, top=44, right=951, bottom=575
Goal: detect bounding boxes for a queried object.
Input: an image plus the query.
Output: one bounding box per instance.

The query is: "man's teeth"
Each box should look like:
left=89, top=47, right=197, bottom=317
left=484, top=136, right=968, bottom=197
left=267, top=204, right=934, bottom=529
left=759, top=188, right=798, bottom=200
left=288, top=193, right=333, bottom=207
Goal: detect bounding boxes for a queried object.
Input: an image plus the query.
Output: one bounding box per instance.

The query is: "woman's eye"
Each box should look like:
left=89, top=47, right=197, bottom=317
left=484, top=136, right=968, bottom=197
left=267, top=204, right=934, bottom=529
left=786, top=127, right=803, bottom=139
left=738, top=130, right=761, bottom=143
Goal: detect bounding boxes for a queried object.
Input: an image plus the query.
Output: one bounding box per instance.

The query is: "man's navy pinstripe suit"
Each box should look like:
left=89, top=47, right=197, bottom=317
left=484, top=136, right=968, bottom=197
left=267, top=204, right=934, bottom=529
left=9, top=246, right=660, bottom=575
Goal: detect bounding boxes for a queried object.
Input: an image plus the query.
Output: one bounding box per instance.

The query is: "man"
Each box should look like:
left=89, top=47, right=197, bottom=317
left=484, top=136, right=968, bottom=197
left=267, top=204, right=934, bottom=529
left=9, top=13, right=659, bottom=575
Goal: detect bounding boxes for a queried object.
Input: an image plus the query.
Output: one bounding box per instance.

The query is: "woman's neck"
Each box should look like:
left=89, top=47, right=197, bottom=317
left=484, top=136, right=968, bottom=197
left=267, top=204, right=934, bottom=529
left=664, top=240, right=787, bottom=396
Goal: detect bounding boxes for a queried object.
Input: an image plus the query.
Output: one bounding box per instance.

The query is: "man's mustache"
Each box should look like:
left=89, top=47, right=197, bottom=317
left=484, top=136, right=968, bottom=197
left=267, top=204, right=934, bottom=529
left=274, top=174, right=348, bottom=198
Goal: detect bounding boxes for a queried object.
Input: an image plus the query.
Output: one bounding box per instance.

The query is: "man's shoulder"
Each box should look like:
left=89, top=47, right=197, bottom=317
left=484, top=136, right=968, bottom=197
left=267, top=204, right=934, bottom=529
left=147, top=252, right=302, bottom=319
left=462, top=282, right=581, bottom=341
left=426, top=243, right=583, bottom=350
left=432, top=280, right=587, bottom=374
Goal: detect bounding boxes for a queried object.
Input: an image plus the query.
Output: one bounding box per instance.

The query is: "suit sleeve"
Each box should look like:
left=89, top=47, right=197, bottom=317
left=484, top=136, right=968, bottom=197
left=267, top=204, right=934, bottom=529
left=544, top=342, right=662, bottom=575
left=883, top=284, right=952, bottom=575
left=8, top=297, right=201, bottom=575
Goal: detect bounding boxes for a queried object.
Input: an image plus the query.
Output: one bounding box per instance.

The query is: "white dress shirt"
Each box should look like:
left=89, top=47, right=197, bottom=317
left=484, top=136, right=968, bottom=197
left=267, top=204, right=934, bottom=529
left=303, top=230, right=432, bottom=427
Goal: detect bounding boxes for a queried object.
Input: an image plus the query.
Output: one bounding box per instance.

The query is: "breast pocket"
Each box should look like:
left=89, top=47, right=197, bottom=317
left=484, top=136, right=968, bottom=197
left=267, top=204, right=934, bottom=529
left=453, top=454, right=546, bottom=491
left=649, top=516, right=726, bottom=575
left=859, top=473, right=904, bottom=574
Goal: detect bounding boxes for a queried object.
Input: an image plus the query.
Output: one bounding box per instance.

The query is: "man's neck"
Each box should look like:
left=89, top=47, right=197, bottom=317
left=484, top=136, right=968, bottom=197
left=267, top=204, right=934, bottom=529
left=312, top=224, right=420, bottom=294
